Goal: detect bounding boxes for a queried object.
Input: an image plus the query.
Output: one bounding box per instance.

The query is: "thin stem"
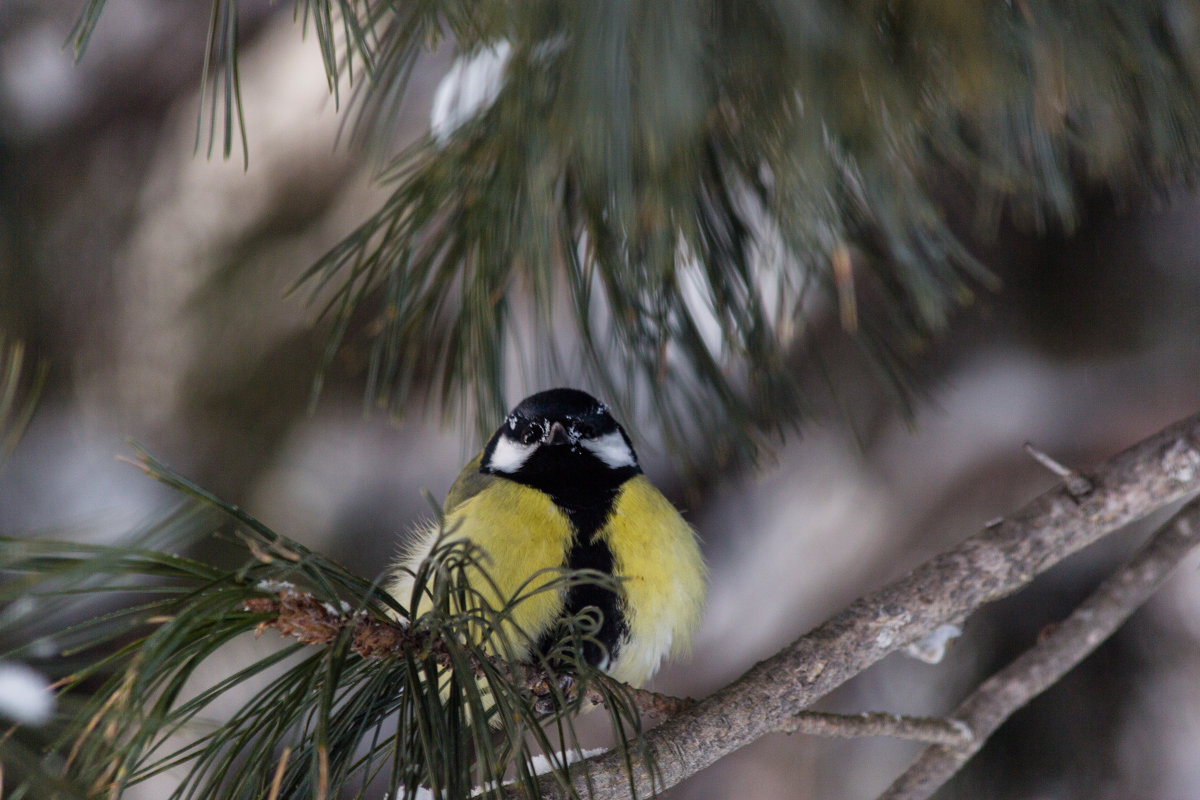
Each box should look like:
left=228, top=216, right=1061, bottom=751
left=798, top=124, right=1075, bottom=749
left=780, top=711, right=972, bottom=747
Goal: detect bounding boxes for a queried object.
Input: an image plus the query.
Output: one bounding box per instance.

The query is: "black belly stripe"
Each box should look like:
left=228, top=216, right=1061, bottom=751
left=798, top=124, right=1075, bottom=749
left=535, top=492, right=628, bottom=671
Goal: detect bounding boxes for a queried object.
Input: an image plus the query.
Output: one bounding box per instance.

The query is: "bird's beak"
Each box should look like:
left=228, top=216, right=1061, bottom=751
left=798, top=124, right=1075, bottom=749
left=545, top=421, right=573, bottom=446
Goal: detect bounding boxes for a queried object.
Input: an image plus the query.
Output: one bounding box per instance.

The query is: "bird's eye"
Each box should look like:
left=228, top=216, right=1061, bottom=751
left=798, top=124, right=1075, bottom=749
left=519, top=423, right=543, bottom=445
left=574, top=422, right=597, bottom=439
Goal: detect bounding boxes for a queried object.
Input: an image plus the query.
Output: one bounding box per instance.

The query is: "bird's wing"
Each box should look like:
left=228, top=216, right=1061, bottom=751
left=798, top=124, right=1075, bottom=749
left=443, top=451, right=493, bottom=512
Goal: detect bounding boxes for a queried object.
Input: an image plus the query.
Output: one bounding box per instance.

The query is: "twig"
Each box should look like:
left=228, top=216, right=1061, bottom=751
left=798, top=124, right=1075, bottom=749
left=246, top=591, right=694, bottom=716
left=244, top=592, right=415, bottom=657
left=610, top=690, right=975, bottom=747
left=525, top=411, right=1200, bottom=800
left=780, top=711, right=972, bottom=747
left=582, top=685, right=695, bottom=719
left=832, top=244, right=858, bottom=333
left=877, top=495, right=1200, bottom=800
left=1023, top=441, right=1094, bottom=497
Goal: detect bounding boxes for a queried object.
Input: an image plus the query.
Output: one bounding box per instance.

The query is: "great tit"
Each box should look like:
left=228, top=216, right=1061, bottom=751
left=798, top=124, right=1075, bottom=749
left=388, top=388, right=706, bottom=690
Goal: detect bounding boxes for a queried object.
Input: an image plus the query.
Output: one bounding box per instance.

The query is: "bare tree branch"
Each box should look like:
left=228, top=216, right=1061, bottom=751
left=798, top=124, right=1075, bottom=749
left=528, top=411, right=1200, bottom=799
left=878, top=494, right=1200, bottom=800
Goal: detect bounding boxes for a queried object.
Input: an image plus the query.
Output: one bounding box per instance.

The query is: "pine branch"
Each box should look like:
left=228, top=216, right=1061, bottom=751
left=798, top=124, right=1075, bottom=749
left=295, top=0, right=1200, bottom=465
left=3, top=448, right=657, bottom=800
left=519, top=410, right=1200, bottom=799
left=69, top=2, right=1200, bottom=468
left=246, top=587, right=683, bottom=721
left=246, top=587, right=975, bottom=749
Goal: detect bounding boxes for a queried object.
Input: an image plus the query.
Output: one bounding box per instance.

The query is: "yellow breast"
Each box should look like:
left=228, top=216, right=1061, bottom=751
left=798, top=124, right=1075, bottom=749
left=600, top=476, right=707, bottom=686
left=390, top=479, right=575, bottom=661
left=388, top=473, right=706, bottom=688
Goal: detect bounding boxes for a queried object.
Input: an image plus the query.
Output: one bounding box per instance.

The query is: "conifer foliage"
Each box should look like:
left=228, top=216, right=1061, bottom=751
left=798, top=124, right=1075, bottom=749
left=1, top=451, right=642, bottom=799
left=73, top=1, right=1200, bottom=461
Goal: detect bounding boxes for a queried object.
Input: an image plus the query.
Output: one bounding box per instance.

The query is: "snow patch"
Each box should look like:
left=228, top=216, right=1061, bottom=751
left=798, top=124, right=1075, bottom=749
left=0, top=662, right=55, bottom=726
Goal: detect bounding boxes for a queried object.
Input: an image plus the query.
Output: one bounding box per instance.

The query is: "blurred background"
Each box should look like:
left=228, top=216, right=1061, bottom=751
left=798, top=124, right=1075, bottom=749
left=3, top=2, right=1200, bottom=798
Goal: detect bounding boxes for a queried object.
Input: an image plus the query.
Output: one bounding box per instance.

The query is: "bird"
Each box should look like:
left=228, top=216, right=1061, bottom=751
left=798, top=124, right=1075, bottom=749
left=387, top=387, right=706, bottom=696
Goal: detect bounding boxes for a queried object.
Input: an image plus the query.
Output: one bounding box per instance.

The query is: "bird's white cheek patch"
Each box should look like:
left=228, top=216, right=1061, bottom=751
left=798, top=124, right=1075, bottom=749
left=486, top=437, right=536, bottom=473
left=582, top=431, right=637, bottom=469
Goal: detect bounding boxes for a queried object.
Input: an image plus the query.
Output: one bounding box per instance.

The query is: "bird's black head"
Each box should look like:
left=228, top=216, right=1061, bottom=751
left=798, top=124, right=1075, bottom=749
left=481, top=388, right=641, bottom=508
